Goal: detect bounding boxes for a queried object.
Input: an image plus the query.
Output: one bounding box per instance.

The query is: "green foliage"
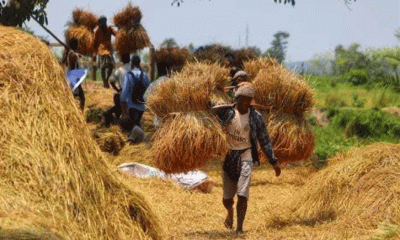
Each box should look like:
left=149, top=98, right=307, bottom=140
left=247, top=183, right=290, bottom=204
left=345, top=68, right=368, bottom=85
left=0, top=0, right=49, bottom=27
left=351, top=93, right=365, bottom=108
left=265, top=31, right=290, bottom=64
left=324, top=93, right=348, bottom=108
left=161, top=38, right=178, bottom=48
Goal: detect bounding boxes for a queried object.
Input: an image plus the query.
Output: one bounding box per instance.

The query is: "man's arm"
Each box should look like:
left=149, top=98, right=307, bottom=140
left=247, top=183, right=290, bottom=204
left=110, top=69, right=121, bottom=92
left=254, top=112, right=281, bottom=176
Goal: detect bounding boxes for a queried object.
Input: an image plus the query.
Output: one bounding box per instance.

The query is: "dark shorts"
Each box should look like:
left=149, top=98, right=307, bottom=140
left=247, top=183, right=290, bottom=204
left=98, top=55, right=115, bottom=69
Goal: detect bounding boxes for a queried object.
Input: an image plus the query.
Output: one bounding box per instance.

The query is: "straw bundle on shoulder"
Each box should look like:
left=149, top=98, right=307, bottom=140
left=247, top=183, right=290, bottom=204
left=113, top=4, right=151, bottom=56
left=257, top=112, right=315, bottom=164
left=65, top=25, right=94, bottom=56
left=146, top=73, right=213, bottom=119
left=113, top=3, right=142, bottom=29
left=152, top=111, right=228, bottom=173
left=252, top=67, right=313, bottom=118
left=243, top=57, right=278, bottom=81
left=0, top=26, right=162, bottom=240
left=72, top=7, right=98, bottom=31
left=92, top=126, right=126, bottom=156
left=292, top=143, right=400, bottom=230
left=191, top=44, right=232, bottom=63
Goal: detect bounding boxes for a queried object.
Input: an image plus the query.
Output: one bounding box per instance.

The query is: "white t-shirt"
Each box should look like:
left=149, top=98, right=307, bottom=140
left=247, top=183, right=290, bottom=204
left=227, top=108, right=252, bottom=160
left=110, top=63, right=131, bottom=89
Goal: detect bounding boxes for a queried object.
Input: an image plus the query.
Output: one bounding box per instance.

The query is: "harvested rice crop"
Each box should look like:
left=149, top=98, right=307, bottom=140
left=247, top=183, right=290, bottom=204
left=258, top=113, right=315, bottom=165
left=92, top=126, right=126, bottom=155
left=152, top=111, right=228, bottom=173
left=293, top=143, right=400, bottom=231
left=243, top=57, right=278, bottom=81
left=65, top=25, right=94, bottom=56
left=113, top=3, right=142, bottom=29
left=0, top=26, right=162, bottom=240
left=252, top=67, right=313, bottom=118
left=154, top=46, right=190, bottom=73
left=71, top=7, right=98, bottom=31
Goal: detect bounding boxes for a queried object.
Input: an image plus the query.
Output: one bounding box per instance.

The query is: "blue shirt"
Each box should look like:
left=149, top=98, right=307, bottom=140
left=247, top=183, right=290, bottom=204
left=120, top=68, right=150, bottom=112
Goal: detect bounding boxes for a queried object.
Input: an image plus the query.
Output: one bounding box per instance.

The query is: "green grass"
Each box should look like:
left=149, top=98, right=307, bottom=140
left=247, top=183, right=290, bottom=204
left=306, top=75, right=400, bottom=109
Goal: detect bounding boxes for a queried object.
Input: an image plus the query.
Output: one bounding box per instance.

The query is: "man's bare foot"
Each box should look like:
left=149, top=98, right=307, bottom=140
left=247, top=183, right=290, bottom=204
left=224, top=210, right=233, bottom=229
left=235, top=229, right=244, bottom=235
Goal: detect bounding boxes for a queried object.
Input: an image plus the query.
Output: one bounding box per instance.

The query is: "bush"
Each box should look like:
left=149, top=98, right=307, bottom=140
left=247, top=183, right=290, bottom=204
left=351, top=93, right=365, bottom=108
left=345, top=69, right=368, bottom=86
left=324, top=94, right=347, bottom=108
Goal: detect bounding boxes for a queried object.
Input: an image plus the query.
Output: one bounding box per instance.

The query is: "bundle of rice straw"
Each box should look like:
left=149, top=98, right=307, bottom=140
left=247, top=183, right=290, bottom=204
left=65, top=8, right=97, bottom=56
left=258, top=113, right=315, bottom=164
left=0, top=26, right=162, bottom=240
left=179, top=61, right=230, bottom=92
left=251, top=63, right=313, bottom=118
left=191, top=44, right=232, bottom=63
left=154, top=46, right=190, bottom=73
left=152, top=111, right=228, bottom=173
left=113, top=4, right=151, bottom=56
left=292, top=143, right=400, bottom=232
left=146, top=73, right=213, bottom=119
left=243, top=57, right=278, bottom=81
left=92, top=126, right=126, bottom=155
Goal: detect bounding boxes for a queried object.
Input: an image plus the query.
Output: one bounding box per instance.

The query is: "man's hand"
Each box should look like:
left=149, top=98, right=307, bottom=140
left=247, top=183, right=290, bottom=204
left=273, top=164, right=281, bottom=177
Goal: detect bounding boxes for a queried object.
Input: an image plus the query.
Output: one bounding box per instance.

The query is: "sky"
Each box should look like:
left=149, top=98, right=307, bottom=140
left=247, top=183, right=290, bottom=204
left=26, top=0, right=400, bottom=62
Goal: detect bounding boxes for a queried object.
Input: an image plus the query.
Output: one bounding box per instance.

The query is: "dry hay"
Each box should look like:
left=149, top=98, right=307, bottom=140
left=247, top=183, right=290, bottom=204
left=293, top=142, right=400, bottom=232
left=0, top=26, right=162, bottom=239
left=258, top=113, right=315, bottom=165
left=92, top=126, right=126, bottom=156
left=151, top=111, right=228, bottom=173
left=113, top=3, right=142, bottom=29
left=71, top=7, right=98, bottom=31
left=179, top=61, right=230, bottom=92
left=154, top=46, right=190, bottom=73
left=65, top=25, right=94, bottom=56
left=114, top=25, right=151, bottom=57
left=251, top=66, right=313, bottom=118
left=243, top=57, right=278, bottom=81
left=146, top=73, right=213, bottom=119
left=113, top=4, right=151, bottom=56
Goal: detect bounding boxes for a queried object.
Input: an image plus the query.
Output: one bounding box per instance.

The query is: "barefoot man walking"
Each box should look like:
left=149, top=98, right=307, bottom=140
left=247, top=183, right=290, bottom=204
left=213, top=81, right=281, bottom=234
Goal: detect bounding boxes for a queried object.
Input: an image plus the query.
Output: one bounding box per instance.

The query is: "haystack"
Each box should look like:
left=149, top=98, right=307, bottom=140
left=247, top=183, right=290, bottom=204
left=113, top=3, right=151, bottom=56
left=0, top=26, right=162, bottom=240
left=154, top=46, right=190, bottom=74
left=250, top=62, right=313, bottom=118
left=293, top=143, right=400, bottom=232
left=65, top=8, right=97, bottom=56
left=92, top=126, right=126, bottom=156
left=243, top=57, right=278, bottom=81
left=258, top=113, right=315, bottom=164
left=152, top=111, right=228, bottom=173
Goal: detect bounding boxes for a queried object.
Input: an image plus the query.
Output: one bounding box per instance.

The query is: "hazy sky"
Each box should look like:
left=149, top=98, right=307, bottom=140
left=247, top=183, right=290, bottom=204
left=26, top=0, right=399, bottom=62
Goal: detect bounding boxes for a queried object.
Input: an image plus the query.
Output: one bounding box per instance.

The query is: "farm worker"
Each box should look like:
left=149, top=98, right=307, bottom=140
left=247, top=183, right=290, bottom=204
left=213, top=82, right=281, bottom=235
left=62, top=38, right=85, bottom=111
left=120, top=55, right=150, bottom=135
left=223, top=52, right=239, bottom=80
left=93, top=15, right=116, bottom=88
left=103, top=52, right=132, bottom=127
left=224, top=70, right=249, bottom=99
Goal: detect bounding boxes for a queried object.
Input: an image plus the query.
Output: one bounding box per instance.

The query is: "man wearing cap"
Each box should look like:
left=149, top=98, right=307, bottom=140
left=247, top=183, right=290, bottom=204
left=93, top=15, right=116, bottom=88
left=213, top=82, right=281, bottom=235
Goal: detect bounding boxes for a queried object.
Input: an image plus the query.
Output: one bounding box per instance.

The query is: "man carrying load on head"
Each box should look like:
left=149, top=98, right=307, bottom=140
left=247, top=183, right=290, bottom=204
left=213, top=81, right=281, bottom=235
left=93, top=15, right=116, bottom=88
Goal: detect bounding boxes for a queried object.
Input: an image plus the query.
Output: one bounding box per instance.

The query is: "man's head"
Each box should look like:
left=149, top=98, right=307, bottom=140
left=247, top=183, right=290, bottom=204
left=232, top=70, right=248, bottom=86
left=121, top=53, right=130, bottom=64
left=131, top=55, right=141, bottom=68
left=69, top=38, right=78, bottom=51
left=235, top=82, right=255, bottom=113
left=98, top=15, right=107, bottom=29
left=223, top=52, right=235, bottom=68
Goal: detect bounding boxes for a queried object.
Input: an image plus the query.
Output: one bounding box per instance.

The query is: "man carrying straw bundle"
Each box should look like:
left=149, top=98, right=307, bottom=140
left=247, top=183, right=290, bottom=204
left=213, top=81, right=281, bottom=235
left=93, top=16, right=116, bottom=88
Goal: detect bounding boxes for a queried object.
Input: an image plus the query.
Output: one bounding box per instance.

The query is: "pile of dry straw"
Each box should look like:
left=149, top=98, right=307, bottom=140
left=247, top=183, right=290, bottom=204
left=147, top=62, right=230, bottom=173
left=244, top=58, right=315, bottom=164
left=65, top=8, right=97, bottom=56
left=291, top=143, right=400, bottom=235
left=0, top=27, right=162, bottom=239
left=113, top=3, right=151, bottom=57
left=92, top=126, right=126, bottom=156
left=154, top=46, right=190, bottom=75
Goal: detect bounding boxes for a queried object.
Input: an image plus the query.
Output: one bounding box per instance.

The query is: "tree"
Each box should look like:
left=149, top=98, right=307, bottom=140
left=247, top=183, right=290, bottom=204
left=161, top=38, right=178, bottom=48
left=0, top=0, right=49, bottom=27
left=264, top=31, right=290, bottom=64
left=333, top=43, right=369, bottom=75
left=310, top=50, right=334, bottom=75
left=188, top=43, right=195, bottom=54
left=395, top=28, right=400, bottom=42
